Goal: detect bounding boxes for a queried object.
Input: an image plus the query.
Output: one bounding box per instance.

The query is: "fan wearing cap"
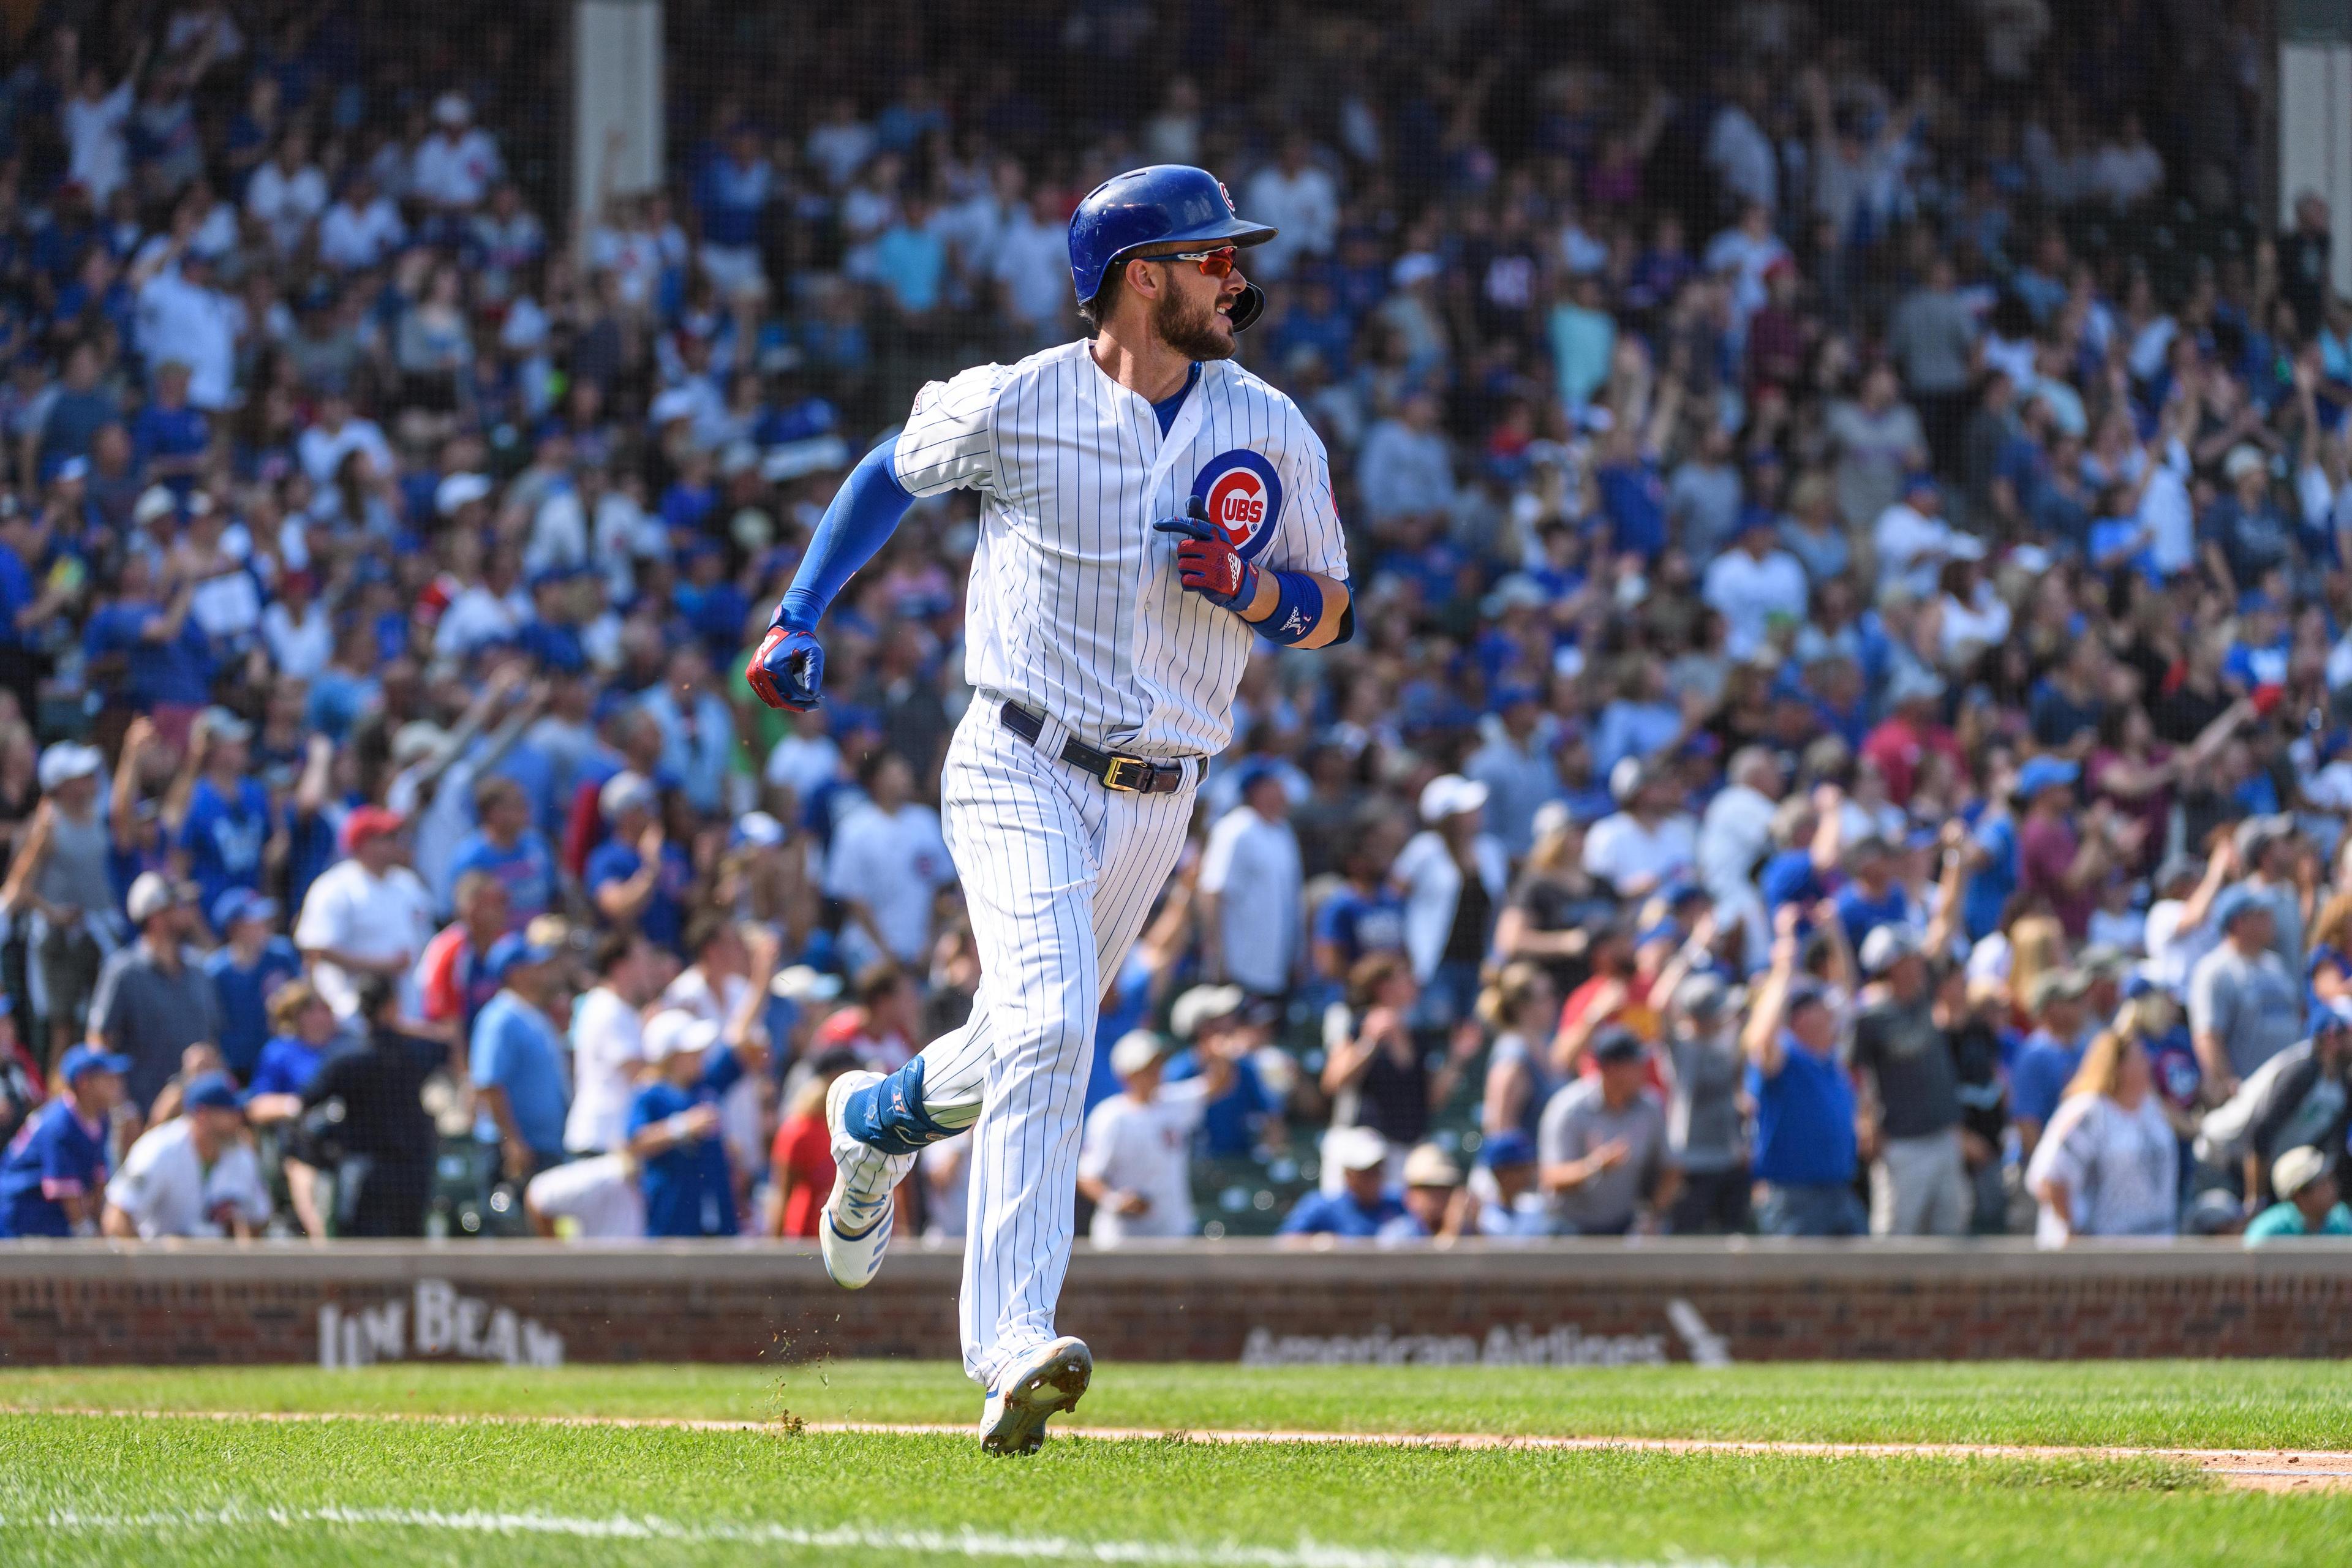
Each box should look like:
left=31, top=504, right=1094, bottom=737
left=1388, top=1142, right=1467, bottom=1240
left=89, top=870, right=224, bottom=1117
left=0, top=1044, right=129, bottom=1237
left=2203, top=996, right=2352, bottom=1208
left=1463, top=684, right=1562, bottom=859
left=2188, top=882, right=2307, bottom=1099
left=1308, top=811, right=1409, bottom=998
left=1468, top=1131, right=1549, bottom=1237
left=2245, top=1145, right=2352, bottom=1243
left=2229, top=813, right=2308, bottom=966
left=2013, top=754, right=2139, bottom=942
left=100, top=1071, right=270, bottom=1239
left=1, top=740, right=118, bottom=1066
left=1077, top=1030, right=1226, bottom=1245
left=1197, top=760, right=1305, bottom=1003
left=199, top=887, right=299, bottom=1080
left=1161, top=984, right=1284, bottom=1159
left=1658, top=970, right=1753, bottom=1234
left=1851, top=883, right=1973, bottom=1238
left=626, top=1008, right=761, bottom=1238
left=1392, top=774, right=1507, bottom=1024
left=586, top=770, right=691, bottom=952
left=469, top=931, right=575, bottom=1183
left=1276, top=1123, right=1409, bottom=1238
left=1583, top=758, right=1697, bottom=902
left=2010, top=967, right=2095, bottom=1155
left=293, top=805, right=435, bottom=1021
left=1743, top=905, right=1866, bottom=1236
left=1537, top=1024, right=1676, bottom=1235
left=78, top=548, right=215, bottom=746
left=177, top=707, right=271, bottom=918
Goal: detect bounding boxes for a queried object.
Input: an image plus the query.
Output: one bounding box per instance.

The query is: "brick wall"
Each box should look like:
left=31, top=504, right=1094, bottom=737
left=3, top=1240, right=2349, bottom=1367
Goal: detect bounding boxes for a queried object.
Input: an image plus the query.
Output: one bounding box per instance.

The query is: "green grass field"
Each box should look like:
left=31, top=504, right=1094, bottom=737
left=2, top=1361, right=2348, bottom=1567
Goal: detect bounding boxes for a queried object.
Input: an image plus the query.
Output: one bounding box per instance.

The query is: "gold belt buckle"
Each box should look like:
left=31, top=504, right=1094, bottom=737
left=1101, top=755, right=1153, bottom=793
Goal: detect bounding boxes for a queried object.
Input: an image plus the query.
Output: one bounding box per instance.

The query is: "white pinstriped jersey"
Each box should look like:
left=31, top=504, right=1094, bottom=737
left=892, top=339, right=1349, bottom=758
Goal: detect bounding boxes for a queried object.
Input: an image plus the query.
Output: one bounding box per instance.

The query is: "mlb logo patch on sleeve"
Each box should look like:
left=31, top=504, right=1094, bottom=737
left=1188, top=450, right=1284, bottom=562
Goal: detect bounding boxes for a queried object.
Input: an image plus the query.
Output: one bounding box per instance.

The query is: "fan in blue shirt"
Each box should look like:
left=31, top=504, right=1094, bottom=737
left=203, top=889, right=301, bottom=1080
left=627, top=1011, right=751, bottom=1238
left=1278, top=1128, right=1408, bottom=1237
left=178, top=728, right=272, bottom=914
left=0, top=1046, right=127, bottom=1237
left=469, top=936, right=575, bottom=1170
left=446, top=776, right=556, bottom=928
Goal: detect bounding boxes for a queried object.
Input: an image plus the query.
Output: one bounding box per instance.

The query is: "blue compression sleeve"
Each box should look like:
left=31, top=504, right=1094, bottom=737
left=772, top=437, right=916, bottom=631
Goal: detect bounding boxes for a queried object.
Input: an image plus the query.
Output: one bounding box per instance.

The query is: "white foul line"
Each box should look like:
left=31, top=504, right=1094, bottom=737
left=0, top=1503, right=1727, bottom=1568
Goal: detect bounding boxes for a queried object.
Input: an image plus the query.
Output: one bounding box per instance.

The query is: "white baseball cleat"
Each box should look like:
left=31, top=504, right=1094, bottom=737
left=819, top=1070, right=914, bottom=1290
left=979, top=1336, right=1093, bottom=1456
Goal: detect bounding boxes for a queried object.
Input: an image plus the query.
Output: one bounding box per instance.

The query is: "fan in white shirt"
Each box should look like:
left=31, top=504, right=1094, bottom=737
left=1076, top=1033, right=1221, bottom=1245
left=1699, top=519, right=1809, bottom=658
left=565, top=935, right=662, bottom=1155
left=1196, top=768, right=1305, bottom=997
left=1583, top=765, right=1699, bottom=900
left=246, top=133, right=330, bottom=254
left=821, top=752, right=955, bottom=974
left=293, top=817, right=438, bottom=1019
left=102, top=1087, right=272, bottom=1239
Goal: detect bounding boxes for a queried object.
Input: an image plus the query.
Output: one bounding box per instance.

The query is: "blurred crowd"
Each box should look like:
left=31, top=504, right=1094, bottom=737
left=1, top=0, right=2349, bottom=1251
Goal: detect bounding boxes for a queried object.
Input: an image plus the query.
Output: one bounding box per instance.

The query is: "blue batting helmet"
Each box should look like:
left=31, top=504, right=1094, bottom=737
left=1067, top=165, right=1276, bottom=330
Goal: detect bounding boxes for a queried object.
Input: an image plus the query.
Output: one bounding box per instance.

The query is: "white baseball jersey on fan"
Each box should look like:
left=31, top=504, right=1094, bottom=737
left=841, top=337, right=1346, bottom=1389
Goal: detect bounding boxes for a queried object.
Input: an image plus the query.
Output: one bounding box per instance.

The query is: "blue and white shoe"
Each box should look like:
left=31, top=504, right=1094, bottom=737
left=820, top=1070, right=914, bottom=1290
left=979, top=1336, right=1093, bottom=1456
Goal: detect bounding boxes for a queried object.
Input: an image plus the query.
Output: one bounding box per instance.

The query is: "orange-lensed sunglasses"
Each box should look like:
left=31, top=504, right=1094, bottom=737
left=1153, top=246, right=1239, bottom=278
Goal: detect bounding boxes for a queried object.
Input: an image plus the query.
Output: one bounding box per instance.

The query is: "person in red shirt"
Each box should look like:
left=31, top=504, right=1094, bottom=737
left=766, top=1047, right=865, bottom=1238
left=1860, top=666, right=1967, bottom=809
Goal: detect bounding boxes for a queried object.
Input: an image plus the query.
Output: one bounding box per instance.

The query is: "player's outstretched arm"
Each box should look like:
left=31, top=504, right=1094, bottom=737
left=746, top=437, right=918, bottom=710
left=1155, top=499, right=1352, bottom=649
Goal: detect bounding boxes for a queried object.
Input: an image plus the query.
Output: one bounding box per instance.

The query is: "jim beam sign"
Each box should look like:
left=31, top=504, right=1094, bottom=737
left=318, top=1278, right=564, bottom=1368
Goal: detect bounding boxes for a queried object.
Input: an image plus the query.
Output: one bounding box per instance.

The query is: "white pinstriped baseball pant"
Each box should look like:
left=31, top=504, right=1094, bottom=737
left=837, top=698, right=1195, bottom=1387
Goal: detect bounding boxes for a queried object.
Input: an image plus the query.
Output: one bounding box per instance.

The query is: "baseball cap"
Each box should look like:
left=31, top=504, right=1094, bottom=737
left=642, top=1010, right=722, bottom=1061
left=1108, top=1029, right=1168, bottom=1080
left=2318, top=997, right=2352, bottom=1034
left=2015, top=756, right=2079, bottom=799
left=731, top=811, right=786, bottom=850
left=2185, top=1187, right=2247, bottom=1235
left=126, top=871, right=181, bottom=924
left=1530, top=801, right=1574, bottom=843
left=59, top=1043, right=132, bottom=1084
left=1672, top=972, right=1733, bottom=1020
left=2076, top=944, right=2132, bottom=979
left=2272, top=1145, right=2330, bottom=1200
left=1784, top=977, right=1830, bottom=1014
left=36, top=741, right=102, bottom=792
left=1326, top=1123, right=1390, bottom=1172
left=392, top=722, right=450, bottom=766
left=210, top=888, right=279, bottom=932
left=1400, top=1142, right=1463, bottom=1189
left=1417, top=774, right=1490, bottom=824
left=484, top=932, right=560, bottom=985
left=2233, top=813, right=2295, bottom=859
left=1859, top=925, right=1921, bottom=978
left=339, top=805, right=407, bottom=855
left=2211, top=884, right=2268, bottom=932
left=196, top=706, right=252, bottom=745
left=1480, top=1129, right=1537, bottom=1170
left=599, top=771, right=658, bottom=823
left=182, top=1072, right=243, bottom=1114
left=771, top=965, right=845, bottom=1004
left=1169, top=983, right=1246, bottom=1041
left=132, top=485, right=178, bottom=526
left=1588, top=1024, right=1646, bottom=1065
left=1231, top=758, right=1282, bottom=797
left=2026, top=967, right=2091, bottom=1012
left=435, top=472, right=492, bottom=517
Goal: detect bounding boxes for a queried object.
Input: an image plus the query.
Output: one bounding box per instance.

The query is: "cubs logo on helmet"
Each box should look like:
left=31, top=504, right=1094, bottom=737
left=1188, top=450, right=1283, bottom=560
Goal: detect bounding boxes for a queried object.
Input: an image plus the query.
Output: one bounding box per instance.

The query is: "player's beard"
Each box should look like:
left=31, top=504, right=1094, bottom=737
left=1152, top=282, right=1237, bottom=362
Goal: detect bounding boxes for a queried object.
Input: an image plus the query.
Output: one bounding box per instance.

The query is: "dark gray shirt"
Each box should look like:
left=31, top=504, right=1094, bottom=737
left=1665, top=1030, right=1747, bottom=1173
left=1850, top=992, right=1962, bottom=1139
left=91, top=942, right=225, bottom=1111
left=1537, top=1077, right=1670, bottom=1234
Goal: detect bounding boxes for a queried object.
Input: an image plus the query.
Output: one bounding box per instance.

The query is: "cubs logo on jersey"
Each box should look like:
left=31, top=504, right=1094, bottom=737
left=1188, top=450, right=1283, bottom=561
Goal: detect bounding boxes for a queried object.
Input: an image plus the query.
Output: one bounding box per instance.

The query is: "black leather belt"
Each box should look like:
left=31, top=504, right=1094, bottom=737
left=997, top=701, right=1193, bottom=794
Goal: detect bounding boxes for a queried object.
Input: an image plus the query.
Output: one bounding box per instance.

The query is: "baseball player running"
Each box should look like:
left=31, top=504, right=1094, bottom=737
left=745, top=165, right=1351, bottom=1453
